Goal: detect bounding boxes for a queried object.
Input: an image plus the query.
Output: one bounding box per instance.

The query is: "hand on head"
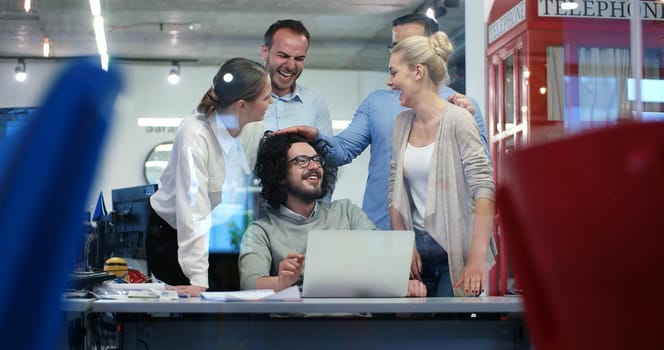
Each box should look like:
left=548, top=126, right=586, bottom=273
left=277, top=252, right=305, bottom=291
left=272, top=126, right=319, bottom=141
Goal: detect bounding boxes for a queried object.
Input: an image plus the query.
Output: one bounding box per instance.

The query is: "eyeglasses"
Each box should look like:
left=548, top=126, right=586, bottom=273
left=289, top=154, right=325, bottom=168
left=386, top=42, right=397, bottom=54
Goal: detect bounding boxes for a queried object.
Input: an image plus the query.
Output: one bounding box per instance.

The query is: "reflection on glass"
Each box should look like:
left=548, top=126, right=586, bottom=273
left=209, top=190, right=257, bottom=253
left=518, top=48, right=525, bottom=125
left=211, top=137, right=257, bottom=253
left=144, top=142, right=172, bottom=186
left=546, top=46, right=564, bottom=122
left=569, top=47, right=663, bottom=130
left=145, top=140, right=264, bottom=253
left=504, top=55, right=515, bottom=129
left=577, top=47, right=630, bottom=124
left=505, top=135, right=515, bottom=155
left=494, top=63, right=501, bottom=132
left=631, top=49, right=664, bottom=122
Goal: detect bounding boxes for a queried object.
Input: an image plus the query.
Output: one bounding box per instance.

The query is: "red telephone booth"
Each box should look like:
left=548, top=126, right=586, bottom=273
left=486, top=0, right=663, bottom=295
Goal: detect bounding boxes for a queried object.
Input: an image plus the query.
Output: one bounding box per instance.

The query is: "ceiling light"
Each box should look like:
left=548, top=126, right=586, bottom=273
left=137, top=117, right=184, bottom=127
left=89, top=0, right=101, bottom=16
left=89, top=0, right=107, bottom=70
left=100, top=53, right=109, bottom=71
left=42, top=37, right=50, bottom=57
left=426, top=2, right=446, bottom=19
left=93, top=16, right=107, bottom=55
left=560, top=1, right=579, bottom=10
left=24, top=0, right=30, bottom=12
left=168, top=62, right=180, bottom=85
left=15, top=59, right=27, bottom=82
left=155, top=143, right=173, bottom=152
left=523, top=68, right=530, bottom=79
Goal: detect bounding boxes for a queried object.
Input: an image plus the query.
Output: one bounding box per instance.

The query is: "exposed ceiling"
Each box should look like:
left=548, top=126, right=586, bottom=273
left=0, top=0, right=466, bottom=71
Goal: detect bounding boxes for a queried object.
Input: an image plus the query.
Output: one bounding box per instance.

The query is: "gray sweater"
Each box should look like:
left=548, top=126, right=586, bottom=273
left=388, top=104, right=497, bottom=296
left=239, top=199, right=376, bottom=290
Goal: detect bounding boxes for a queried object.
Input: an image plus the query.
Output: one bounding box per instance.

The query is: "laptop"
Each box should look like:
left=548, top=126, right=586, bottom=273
left=301, top=230, right=414, bottom=298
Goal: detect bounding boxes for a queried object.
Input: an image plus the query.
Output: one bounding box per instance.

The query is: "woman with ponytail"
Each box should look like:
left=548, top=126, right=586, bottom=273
left=148, top=58, right=272, bottom=296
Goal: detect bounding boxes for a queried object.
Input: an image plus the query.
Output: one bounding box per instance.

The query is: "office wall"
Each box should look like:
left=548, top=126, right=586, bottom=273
left=467, top=0, right=488, bottom=121
left=0, top=61, right=387, bottom=210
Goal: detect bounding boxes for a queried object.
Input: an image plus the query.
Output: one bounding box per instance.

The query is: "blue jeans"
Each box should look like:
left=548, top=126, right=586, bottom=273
left=414, top=228, right=453, bottom=297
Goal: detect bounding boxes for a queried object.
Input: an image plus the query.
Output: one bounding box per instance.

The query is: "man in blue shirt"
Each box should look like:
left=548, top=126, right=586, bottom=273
left=261, top=19, right=333, bottom=136
left=277, top=14, right=489, bottom=230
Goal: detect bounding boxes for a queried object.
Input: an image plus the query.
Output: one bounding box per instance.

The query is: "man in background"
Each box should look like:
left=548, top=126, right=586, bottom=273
left=261, top=19, right=333, bottom=136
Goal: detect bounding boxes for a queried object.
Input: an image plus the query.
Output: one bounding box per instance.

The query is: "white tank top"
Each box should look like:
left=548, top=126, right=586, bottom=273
left=403, top=142, right=435, bottom=231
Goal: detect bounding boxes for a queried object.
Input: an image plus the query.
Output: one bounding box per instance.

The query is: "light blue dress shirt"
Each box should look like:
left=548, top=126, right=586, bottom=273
left=319, top=86, right=489, bottom=230
left=263, top=83, right=333, bottom=136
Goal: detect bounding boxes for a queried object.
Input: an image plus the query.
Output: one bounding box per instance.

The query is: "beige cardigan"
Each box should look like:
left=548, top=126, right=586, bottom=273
left=388, top=104, right=497, bottom=296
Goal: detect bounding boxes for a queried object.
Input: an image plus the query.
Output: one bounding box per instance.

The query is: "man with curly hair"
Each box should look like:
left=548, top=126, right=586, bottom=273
left=238, top=132, right=426, bottom=296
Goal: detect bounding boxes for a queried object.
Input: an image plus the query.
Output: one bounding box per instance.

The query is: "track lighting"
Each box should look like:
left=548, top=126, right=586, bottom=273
left=168, top=62, right=180, bottom=85
left=425, top=1, right=446, bottom=20
left=426, top=6, right=446, bottom=19
left=15, top=59, right=27, bottom=82
left=89, top=0, right=101, bottom=16
left=43, top=37, right=50, bottom=57
left=90, top=0, right=108, bottom=70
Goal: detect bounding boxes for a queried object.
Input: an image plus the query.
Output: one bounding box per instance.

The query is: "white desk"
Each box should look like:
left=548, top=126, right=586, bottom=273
left=91, top=296, right=529, bottom=349
left=61, top=298, right=95, bottom=313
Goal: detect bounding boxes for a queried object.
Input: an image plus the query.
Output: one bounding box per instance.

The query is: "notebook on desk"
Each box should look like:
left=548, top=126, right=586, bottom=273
left=301, top=230, right=414, bottom=298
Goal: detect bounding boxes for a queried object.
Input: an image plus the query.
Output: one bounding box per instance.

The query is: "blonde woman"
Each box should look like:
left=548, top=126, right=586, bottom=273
left=387, top=32, right=496, bottom=297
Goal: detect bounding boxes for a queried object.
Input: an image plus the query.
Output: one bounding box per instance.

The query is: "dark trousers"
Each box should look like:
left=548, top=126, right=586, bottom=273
left=146, top=204, right=239, bottom=291
left=146, top=205, right=190, bottom=286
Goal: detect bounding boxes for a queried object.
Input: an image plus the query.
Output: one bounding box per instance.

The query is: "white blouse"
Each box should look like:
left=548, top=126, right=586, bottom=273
left=403, top=142, right=435, bottom=231
left=150, top=111, right=263, bottom=288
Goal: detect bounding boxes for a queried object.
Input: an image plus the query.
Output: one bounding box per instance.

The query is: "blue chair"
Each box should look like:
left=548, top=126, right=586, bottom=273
left=0, top=61, right=123, bottom=349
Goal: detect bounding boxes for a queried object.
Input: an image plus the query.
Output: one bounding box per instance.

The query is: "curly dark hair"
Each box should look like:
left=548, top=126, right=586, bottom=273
left=254, top=132, right=336, bottom=208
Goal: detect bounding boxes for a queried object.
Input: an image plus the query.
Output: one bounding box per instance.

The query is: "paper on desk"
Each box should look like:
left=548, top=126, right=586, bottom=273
left=93, top=283, right=172, bottom=300
left=105, top=283, right=166, bottom=290
left=201, top=285, right=301, bottom=301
